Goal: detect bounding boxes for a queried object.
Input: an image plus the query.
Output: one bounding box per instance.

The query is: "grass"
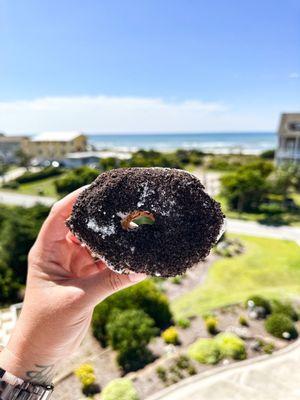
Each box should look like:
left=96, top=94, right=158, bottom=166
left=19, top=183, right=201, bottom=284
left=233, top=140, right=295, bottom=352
left=216, top=194, right=300, bottom=227
left=15, top=176, right=58, bottom=197
left=172, top=235, right=300, bottom=319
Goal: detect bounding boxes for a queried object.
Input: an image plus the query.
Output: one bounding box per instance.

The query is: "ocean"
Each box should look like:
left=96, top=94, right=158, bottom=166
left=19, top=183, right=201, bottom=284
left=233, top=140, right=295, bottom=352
left=88, top=132, right=277, bottom=154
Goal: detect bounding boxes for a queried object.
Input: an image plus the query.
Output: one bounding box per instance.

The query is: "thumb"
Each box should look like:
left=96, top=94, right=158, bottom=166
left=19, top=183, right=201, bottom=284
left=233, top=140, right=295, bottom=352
left=80, top=267, right=147, bottom=306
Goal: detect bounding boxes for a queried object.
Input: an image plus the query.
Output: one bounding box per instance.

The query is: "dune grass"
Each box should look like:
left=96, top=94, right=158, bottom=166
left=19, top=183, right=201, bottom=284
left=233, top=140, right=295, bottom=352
left=172, top=235, right=300, bottom=318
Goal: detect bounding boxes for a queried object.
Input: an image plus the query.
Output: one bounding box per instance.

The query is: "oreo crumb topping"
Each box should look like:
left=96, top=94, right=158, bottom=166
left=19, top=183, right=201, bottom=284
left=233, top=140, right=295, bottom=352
left=67, top=167, right=225, bottom=277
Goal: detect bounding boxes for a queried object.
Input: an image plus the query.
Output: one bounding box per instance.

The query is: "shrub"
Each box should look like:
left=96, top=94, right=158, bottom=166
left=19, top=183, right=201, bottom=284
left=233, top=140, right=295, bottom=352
left=176, top=318, right=191, bottom=329
left=117, top=347, right=155, bottom=373
left=270, top=300, right=298, bottom=321
left=215, top=333, right=247, bottom=360
left=107, top=309, right=158, bottom=351
left=156, top=366, right=168, bottom=383
left=204, top=316, right=218, bottom=335
left=175, top=355, right=190, bottom=370
left=2, top=181, right=20, bottom=189
left=74, top=364, right=100, bottom=396
left=102, top=378, right=139, bottom=400
left=54, top=166, right=99, bottom=196
left=265, top=313, right=298, bottom=340
left=16, top=167, right=63, bottom=184
left=262, top=342, right=275, bottom=354
left=238, top=315, right=249, bottom=327
left=188, top=339, right=221, bottom=365
left=92, top=280, right=172, bottom=346
left=162, top=327, right=179, bottom=345
left=245, top=295, right=271, bottom=315
left=171, top=276, right=182, bottom=285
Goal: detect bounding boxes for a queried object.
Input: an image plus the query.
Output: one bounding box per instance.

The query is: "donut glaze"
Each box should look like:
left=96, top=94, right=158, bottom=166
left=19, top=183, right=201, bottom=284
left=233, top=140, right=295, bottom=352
left=66, top=167, right=225, bottom=277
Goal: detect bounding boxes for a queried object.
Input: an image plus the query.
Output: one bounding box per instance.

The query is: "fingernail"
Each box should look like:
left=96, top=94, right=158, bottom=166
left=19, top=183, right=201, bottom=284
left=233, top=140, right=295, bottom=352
left=128, top=273, right=147, bottom=282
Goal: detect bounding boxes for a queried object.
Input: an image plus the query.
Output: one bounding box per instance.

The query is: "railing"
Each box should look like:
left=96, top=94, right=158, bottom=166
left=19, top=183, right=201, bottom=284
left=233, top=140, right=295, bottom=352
left=276, top=150, right=300, bottom=160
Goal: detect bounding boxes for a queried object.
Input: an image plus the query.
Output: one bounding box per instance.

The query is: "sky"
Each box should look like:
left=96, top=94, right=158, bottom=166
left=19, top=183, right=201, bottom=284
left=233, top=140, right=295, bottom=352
left=0, top=0, right=299, bottom=134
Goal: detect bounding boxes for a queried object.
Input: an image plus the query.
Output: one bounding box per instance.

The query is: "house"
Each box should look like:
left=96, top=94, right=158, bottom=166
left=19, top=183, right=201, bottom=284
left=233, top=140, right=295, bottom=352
left=276, top=113, right=300, bottom=164
left=0, top=134, right=30, bottom=163
left=28, top=131, right=87, bottom=161
left=63, top=150, right=132, bottom=168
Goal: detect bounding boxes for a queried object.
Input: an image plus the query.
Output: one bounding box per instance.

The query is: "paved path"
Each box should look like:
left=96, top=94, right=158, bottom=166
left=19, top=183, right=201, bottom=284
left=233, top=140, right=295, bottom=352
left=226, top=218, right=300, bottom=245
left=147, top=340, right=300, bottom=400
left=0, top=191, right=56, bottom=207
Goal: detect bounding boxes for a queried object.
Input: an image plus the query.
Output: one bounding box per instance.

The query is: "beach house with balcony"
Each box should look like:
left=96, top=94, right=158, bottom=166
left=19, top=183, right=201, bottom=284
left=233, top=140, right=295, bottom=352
left=276, top=113, right=300, bottom=164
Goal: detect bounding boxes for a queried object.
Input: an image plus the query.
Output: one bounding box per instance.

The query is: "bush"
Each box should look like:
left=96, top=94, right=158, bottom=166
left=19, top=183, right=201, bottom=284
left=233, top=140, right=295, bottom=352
left=260, top=149, right=275, bottom=159
left=215, top=333, right=247, bottom=360
left=161, top=326, right=179, bottom=345
left=74, top=364, right=100, bottom=396
left=2, top=181, right=20, bottom=189
left=102, top=378, right=139, bottom=400
left=238, top=315, right=249, bottom=327
left=204, top=316, right=218, bottom=335
left=117, top=346, right=155, bottom=373
left=265, top=313, right=298, bottom=340
left=176, top=318, right=191, bottom=329
left=92, top=280, right=172, bottom=346
left=188, top=338, right=221, bottom=365
left=54, top=166, right=99, bottom=196
left=156, top=366, right=168, bottom=383
left=107, top=309, right=158, bottom=351
left=16, top=167, right=63, bottom=184
left=245, top=295, right=271, bottom=315
left=270, top=300, right=298, bottom=321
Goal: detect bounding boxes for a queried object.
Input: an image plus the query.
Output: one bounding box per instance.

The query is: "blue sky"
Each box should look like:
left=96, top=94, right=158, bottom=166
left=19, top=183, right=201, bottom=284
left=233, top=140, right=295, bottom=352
left=0, top=0, right=299, bottom=133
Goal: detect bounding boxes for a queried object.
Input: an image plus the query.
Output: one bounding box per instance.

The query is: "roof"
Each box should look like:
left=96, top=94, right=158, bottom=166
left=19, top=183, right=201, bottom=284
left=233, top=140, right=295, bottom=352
left=0, top=136, right=28, bottom=143
left=278, top=113, right=300, bottom=136
left=31, top=131, right=85, bottom=142
left=65, top=151, right=132, bottom=160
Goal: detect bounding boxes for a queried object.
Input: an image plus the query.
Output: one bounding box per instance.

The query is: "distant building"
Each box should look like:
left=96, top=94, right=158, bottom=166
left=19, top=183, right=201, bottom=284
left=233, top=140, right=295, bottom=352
left=0, top=134, right=30, bottom=163
left=64, top=150, right=132, bottom=168
left=28, top=131, right=87, bottom=161
left=276, top=113, right=300, bottom=164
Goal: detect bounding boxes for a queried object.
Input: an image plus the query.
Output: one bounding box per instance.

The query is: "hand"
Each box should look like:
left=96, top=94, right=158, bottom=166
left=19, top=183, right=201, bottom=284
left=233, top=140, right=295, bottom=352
left=0, top=187, right=146, bottom=384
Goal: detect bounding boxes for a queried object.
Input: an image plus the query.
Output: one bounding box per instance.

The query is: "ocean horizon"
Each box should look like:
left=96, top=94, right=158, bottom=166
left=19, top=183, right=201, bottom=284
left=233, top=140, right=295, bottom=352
left=88, top=132, right=277, bottom=155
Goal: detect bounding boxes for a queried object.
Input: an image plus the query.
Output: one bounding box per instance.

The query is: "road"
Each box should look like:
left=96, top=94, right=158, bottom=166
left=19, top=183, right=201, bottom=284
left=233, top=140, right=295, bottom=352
left=0, top=191, right=56, bottom=207
left=146, top=339, right=300, bottom=400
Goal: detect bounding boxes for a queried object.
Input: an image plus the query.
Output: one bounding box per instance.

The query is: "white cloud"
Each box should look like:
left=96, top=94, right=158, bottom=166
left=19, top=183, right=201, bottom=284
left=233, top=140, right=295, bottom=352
left=289, top=72, right=300, bottom=79
left=0, top=95, right=276, bottom=134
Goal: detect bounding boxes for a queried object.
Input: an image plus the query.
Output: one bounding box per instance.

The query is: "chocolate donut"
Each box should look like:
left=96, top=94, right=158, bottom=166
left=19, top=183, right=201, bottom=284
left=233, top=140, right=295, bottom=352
left=66, top=167, right=225, bottom=277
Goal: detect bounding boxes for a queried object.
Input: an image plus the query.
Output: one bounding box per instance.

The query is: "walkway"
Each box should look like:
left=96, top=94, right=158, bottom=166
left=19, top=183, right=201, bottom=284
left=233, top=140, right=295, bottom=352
left=146, top=339, right=300, bottom=400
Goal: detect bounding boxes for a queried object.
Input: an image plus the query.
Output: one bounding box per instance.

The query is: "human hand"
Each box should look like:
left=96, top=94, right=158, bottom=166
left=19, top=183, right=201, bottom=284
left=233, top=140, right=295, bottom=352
left=0, top=187, right=146, bottom=384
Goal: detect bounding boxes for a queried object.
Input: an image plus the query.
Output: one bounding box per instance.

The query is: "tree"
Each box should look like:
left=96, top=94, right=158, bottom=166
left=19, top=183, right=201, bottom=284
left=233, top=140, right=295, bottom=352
left=15, top=149, right=32, bottom=169
left=221, top=161, right=273, bottom=212
left=107, top=309, right=158, bottom=351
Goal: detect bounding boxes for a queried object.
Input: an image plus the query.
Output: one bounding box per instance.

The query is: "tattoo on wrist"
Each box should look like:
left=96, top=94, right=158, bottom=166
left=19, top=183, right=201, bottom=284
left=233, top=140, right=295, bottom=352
left=26, top=364, right=55, bottom=385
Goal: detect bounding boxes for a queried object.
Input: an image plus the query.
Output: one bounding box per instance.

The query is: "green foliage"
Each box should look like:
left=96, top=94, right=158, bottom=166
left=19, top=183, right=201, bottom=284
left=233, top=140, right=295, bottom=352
left=188, top=338, right=221, bottom=365
left=221, top=161, right=273, bottom=212
left=215, top=333, right=247, bottom=360
left=102, top=378, right=139, bottom=400
left=265, top=313, right=298, bottom=340
left=176, top=318, right=191, bottom=329
left=238, top=315, right=249, bottom=327
left=2, top=181, right=20, bottom=189
left=260, top=149, right=275, bottom=159
left=54, top=166, right=99, bottom=195
left=261, top=341, right=275, bottom=354
left=120, top=150, right=183, bottom=169
left=15, top=167, right=63, bottom=184
left=0, top=204, right=50, bottom=305
left=204, top=316, right=218, bottom=335
left=156, top=366, right=168, bottom=383
left=161, top=326, right=179, bottom=344
left=245, top=295, right=271, bottom=315
left=92, top=280, right=172, bottom=346
left=117, top=346, right=155, bottom=373
left=107, top=309, right=158, bottom=351
left=99, top=157, right=122, bottom=171
left=171, top=276, right=183, bottom=285
left=270, top=299, right=298, bottom=321
left=175, top=149, right=204, bottom=166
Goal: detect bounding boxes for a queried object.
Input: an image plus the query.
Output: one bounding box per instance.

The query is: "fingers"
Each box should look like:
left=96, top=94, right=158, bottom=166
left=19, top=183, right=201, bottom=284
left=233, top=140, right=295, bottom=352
left=80, top=267, right=147, bottom=305
left=38, top=185, right=89, bottom=242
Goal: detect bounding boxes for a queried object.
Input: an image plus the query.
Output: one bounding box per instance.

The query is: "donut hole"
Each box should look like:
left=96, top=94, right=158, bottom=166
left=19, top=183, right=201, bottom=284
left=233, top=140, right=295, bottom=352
left=121, top=210, right=155, bottom=231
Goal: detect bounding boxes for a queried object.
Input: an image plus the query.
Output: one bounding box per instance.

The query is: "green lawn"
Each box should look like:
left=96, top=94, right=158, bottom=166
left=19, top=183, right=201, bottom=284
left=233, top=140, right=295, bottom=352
left=16, top=176, right=58, bottom=197
left=172, top=235, right=300, bottom=319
